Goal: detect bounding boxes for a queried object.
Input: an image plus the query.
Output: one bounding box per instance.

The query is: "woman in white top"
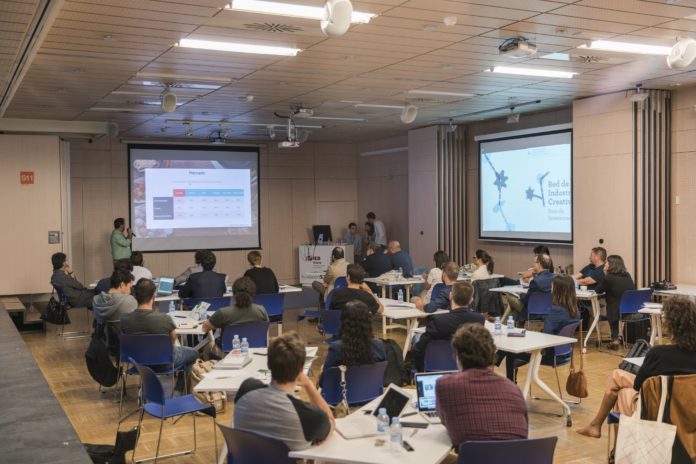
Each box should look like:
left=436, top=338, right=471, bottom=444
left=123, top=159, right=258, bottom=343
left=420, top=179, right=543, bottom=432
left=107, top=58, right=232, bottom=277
left=471, top=249, right=494, bottom=281
left=420, top=251, right=449, bottom=303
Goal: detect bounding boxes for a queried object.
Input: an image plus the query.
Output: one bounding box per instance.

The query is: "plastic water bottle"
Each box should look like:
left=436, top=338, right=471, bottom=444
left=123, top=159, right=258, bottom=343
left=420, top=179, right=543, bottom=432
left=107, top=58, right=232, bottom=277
left=377, top=408, right=390, bottom=433
left=397, top=288, right=404, bottom=304
left=398, top=267, right=403, bottom=281
left=232, top=335, right=241, bottom=357
left=507, top=316, right=515, bottom=332
left=494, top=316, right=502, bottom=336
left=240, top=337, right=249, bottom=357
left=389, top=417, right=402, bottom=453
left=168, top=300, right=175, bottom=314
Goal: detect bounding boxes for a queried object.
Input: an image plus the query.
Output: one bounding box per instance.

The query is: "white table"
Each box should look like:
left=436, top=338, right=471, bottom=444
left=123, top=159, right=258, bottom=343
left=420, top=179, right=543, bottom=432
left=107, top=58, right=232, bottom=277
left=365, top=276, right=424, bottom=301
left=639, top=304, right=663, bottom=345
left=485, top=321, right=577, bottom=426
left=289, top=390, right=453, bottom=464
left=653, top=284, right=696, bottom=298
left=490, top=285, right=602, bottom=353
left=380, top=299, right=448, bottom=357
left=457, top=273, right=505, bottom=281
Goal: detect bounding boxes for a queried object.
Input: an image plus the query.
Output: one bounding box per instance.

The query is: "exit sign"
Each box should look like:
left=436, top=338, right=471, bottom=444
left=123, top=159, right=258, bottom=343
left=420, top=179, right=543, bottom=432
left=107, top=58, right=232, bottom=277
left=20, top=171, right=34, bottom=185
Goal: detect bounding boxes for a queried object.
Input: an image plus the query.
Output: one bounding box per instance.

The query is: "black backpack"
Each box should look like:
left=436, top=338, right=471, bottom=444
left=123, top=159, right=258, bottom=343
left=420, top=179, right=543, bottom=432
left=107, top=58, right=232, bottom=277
left=85, top=331, right=120, bottom=387
left=381, top=338, right=409, bottom=387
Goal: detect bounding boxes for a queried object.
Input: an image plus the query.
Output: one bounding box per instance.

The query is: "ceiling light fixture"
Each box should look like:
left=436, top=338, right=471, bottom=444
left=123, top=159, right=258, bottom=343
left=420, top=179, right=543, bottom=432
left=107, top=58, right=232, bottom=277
left=307, top=115, right=367, bottom=122
left=407, top=89, right=476, bottom=98
left=488, top=66, right=576, bottom=79
left=353, top=103, right=405, bottom=109
left=178, top=38, right=301, bottom=56
left=128, top=80, right=222, bottom=90
left=135, top=72, right=233, bottom=83
left=579, top=40, right=671, bottom=55
left=227, top=0, right=374, bottom=23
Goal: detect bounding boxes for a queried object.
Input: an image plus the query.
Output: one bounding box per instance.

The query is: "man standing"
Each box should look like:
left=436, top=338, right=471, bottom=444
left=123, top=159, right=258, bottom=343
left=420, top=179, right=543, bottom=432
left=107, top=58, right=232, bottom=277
left=111, top=218, right=133, bottom=262
left=574, top=247, right=606, bottom=290
left=387, top=241, right=414, bottom=275
left=366, top=212, right=387, bottom=248
left=342, top=222, right=363, bottom=261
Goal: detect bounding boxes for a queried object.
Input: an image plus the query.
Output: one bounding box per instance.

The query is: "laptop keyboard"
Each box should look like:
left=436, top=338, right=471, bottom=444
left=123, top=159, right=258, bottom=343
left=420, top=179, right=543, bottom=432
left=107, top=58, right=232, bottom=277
left=424, top=411, right=439, bottom=418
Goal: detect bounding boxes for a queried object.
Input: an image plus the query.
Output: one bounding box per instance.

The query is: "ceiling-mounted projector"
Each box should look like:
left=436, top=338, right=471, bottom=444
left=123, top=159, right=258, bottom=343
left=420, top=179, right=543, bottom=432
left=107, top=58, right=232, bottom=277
left=667, top=38, right=696, bottom=69
left=499, top=37, right=537, bottom=58
left=278, top=140, right=300, bottom=148
left=321, top=0, right=353, bottom=38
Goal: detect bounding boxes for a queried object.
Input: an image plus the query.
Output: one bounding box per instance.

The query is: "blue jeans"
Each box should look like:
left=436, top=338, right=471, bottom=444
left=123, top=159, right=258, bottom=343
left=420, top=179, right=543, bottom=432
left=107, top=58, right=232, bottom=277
left=152, top=346, right=199, bottom=392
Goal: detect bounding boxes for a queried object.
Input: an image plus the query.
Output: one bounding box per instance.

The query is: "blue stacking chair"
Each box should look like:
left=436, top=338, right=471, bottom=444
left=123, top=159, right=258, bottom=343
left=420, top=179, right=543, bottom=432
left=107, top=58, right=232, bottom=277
left=253, top=293, right=285, bottom=335
left=182, top=296, right=231, bottom=312
left=218, top=424, right=294, bottom=464
left=619, top=289, right=653, bottom=348
left=131, top=360, right=217, bottom=463
left=320, top=308, right=342, bottom=340
left=321, top=361, right=387, bottom=406
left=334, top=276, right=348, bottom=289
left=457, top=437, right=558, bottom=464
left=526, top=292, right=552, bottom=326
left=424, top=340, right=458, bottom=372
left=52, top=284, right=91, bottom=339
left=221, top=321, right=270, bottom=351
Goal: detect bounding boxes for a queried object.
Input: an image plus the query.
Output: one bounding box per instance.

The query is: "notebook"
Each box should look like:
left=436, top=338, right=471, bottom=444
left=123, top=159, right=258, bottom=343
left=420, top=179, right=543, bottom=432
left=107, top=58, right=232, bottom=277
left=415, top=371, right=455, bottom=424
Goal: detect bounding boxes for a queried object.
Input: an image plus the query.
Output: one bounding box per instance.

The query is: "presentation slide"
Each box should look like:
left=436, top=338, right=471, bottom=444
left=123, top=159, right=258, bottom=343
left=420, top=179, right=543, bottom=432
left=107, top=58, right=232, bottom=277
left=479, top=129, right=572, bottom=243
left=129, top=145, right=260, bottom=252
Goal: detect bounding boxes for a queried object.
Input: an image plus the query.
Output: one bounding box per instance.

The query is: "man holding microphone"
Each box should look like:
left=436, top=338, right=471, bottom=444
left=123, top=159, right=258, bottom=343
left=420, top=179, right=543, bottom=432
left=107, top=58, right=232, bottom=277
left=111, top=217, right=133, bottom=262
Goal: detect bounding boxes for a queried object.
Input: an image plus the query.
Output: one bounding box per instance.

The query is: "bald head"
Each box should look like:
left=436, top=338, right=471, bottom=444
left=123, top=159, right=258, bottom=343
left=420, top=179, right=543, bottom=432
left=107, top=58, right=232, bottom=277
left=388, top=241, right=401, bottom=253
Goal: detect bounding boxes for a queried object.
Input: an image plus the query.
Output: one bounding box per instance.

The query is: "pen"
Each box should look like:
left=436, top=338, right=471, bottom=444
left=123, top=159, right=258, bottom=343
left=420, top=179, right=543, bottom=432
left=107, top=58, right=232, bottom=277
left=253, top=352, right=268, bottom=356
left=401, top=411, right=417, bottom=418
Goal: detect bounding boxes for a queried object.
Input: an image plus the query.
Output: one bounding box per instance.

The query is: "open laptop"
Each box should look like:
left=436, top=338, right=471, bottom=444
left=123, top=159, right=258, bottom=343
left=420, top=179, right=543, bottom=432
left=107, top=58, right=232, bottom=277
left=157, top=276, right=175, bottom=296
left=415, top=371, right=455, bottom=424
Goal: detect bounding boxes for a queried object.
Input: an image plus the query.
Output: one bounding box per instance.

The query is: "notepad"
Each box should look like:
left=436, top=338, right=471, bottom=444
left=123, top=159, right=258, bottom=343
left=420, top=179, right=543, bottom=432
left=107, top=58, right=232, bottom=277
left=335, top=416, right=381, bottom=440
left=217, top=355, right=253, bottom=369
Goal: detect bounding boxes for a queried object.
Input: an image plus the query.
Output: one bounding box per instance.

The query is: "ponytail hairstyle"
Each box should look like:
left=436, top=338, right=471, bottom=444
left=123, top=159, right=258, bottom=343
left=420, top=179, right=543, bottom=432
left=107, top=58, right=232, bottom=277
left=475, top=249, right=494, bottom=274
left=433, top=250, right=450, bottom=270
left=232, top=276, right=256, bottom=309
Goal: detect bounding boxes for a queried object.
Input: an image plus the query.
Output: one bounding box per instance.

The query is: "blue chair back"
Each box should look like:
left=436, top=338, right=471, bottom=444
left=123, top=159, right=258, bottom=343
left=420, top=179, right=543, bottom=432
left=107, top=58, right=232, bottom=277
left=252, top=293, right=285, bottom=319
left=619, top=289, right=653, bottom=315
left=424, top=340, right=458, bottom=372
left=120, top=334, right=173, bottom=366
left=52, top=285, right=70, bottom=306
left=334, top=276, right=348, bottom=289
left=182, top=296, right=231, bottom=312
left=131, top=360, right=166, bottom=407
left=324, top=289, right=336, bottom=310
left=458, top=437, right=557, bottom=464
left=320, top=308, right=342, bottom=338
left=321, top=361, right=387, bottom=405
left=527, top=292, right=552, bottom=318
left=221, top=322, right=270, bottom=351
left=218, top=425, right=294, bottom=464
left=551, top=321, right=580, bottom=361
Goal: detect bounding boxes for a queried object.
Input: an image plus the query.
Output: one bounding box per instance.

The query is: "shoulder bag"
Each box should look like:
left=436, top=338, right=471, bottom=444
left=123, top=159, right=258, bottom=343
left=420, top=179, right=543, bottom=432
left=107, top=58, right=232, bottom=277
left=41, top=292, right=71, bottom=325
left=566, top=321, right=588, bottom=398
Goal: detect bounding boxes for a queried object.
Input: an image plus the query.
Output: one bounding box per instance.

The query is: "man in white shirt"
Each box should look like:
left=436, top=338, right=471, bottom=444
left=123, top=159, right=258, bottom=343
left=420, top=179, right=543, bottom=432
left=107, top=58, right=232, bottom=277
left=366, top=212, right=387, bottom=247
left=130, top=251, right=152, bottom=283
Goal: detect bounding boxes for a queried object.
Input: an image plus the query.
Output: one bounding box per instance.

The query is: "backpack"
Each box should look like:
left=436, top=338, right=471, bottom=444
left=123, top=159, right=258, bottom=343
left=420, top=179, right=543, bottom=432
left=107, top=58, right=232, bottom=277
left=85, top=331, right=120, bottom=387
left=380, top=338, right=409, bottom=387
left=190, top=359, right=227, bottom=413
left=83, top=426, right=138, bottom=464
left=619, top=339, right=651, bottom=375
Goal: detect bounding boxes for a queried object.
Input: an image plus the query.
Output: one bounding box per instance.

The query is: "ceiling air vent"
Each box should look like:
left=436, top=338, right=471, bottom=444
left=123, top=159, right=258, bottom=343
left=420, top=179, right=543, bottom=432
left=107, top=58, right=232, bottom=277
left=244, top=23, right=303, bottom=33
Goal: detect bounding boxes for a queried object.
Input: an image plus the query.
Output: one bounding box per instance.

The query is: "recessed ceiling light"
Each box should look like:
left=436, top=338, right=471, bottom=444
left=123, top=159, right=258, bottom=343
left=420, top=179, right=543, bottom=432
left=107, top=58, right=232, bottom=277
left=487, top=66, right=576, bottom=79
left=102, top=34, right=115, bottom=41
left=178, top=38, right=301, bottom=56
left=578, top=40, right=671, bottom=55
left=227, top=0, right=375, bottom=24
left=407, top=89, right=476, bottom=98
left=354, top=103, right=405, bottom=109
left=127, top=80, right=222, bottom=90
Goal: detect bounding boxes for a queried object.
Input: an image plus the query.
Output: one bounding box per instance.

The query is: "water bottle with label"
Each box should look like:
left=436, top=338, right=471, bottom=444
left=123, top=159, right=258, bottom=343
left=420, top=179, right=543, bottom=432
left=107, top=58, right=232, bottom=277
left=168, top=300, right=175, bottom=314
left=377, top=408, right=390, bottom=433
left=240, top=337, right=249, bottom=357
left=494, top=316, right=502, bottom=336
left=397, top=267, right=403, bottom=281
left=397, top=288, right=404, bottom=304
left=232, top=335, right=241, bottom=357
left=507, top=316, right=515, bottom=332
left=389, top=417, right=403, bottom=453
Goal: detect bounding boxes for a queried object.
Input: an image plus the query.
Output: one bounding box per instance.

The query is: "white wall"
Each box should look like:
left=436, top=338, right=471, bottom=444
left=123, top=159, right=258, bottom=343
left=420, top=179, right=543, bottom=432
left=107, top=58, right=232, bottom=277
left=408, top=126, right=439, bottom=268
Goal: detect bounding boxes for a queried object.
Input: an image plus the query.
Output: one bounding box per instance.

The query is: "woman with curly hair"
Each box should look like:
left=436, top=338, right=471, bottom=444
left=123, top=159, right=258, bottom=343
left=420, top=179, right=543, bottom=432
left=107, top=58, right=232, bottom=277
left=320, top=300, right=386, bottom=385
left=577, top=296, right=696, bottom=438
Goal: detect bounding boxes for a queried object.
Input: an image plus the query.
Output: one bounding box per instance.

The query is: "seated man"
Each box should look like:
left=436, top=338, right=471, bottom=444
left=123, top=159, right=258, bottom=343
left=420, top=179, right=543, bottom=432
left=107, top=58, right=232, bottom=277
left=178, top=250, right=226, bottom=299
left=95, top=259, right=132, bottom=295
left=233, top=331, right=334, bottom=451
left=50, top=252, right=95, bottom=308
left=174, top=250, right=204, bottom=286
left=130, top=251, right=152, bottom=284
left=329, top=264, right=384, bottom=315
left=436, top=325, right=528, bottom=448
left=413, top=262, right=459, bottom=313
left=311, top=247, right=348, bottom=305
left=387, top=240, right=414, bottom=275
left=520, top=245, right=553, bottom=283
left=120, top=279, right=199, bottom=392
left=412, top=281, right=484, bottom=371
left=361, top=243, right=392, bottom=292
left=244, top=250, right=279, bottom=294
left=508, top=253, right=554, bottom=324
left=92, top=269, right=137, bottom=332
left=574, top=246, right=606, bottom=290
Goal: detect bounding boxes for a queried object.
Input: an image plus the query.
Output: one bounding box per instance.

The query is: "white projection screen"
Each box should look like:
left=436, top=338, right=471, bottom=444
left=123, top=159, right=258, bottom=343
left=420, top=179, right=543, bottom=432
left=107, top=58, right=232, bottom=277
left=129, top=144, right=260, bottom=252
left=478, top=126, right=572, bottom=243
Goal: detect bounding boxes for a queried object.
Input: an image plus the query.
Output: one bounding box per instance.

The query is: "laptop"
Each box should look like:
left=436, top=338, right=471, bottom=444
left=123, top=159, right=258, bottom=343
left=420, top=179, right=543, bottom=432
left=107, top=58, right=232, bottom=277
left=157, top=276, right=175, bottom=296
left=335, top=384, right=410, bottom=440
left=415, top=371, right=455, bottom=424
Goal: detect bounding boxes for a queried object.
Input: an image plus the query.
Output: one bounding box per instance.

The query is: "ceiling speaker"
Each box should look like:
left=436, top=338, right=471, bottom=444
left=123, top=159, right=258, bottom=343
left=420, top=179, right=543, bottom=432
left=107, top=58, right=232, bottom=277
left=667, top=38, right=696, bottom=69
left=321, top=0, right=353, bottom=38
left=160, top=88, right=177, bottom=113
left=400, top=104, right=418, bottom=124
left=106, top=121, right=119, bottom=137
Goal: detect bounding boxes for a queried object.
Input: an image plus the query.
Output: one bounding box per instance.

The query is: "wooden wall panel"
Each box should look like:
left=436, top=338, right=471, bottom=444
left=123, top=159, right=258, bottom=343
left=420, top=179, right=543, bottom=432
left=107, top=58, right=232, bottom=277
left=408, top=126, right=439, bottom=268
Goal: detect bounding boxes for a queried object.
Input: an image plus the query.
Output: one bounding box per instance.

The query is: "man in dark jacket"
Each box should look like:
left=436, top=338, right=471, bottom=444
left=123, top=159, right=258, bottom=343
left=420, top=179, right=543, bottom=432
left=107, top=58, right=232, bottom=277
left=412, top=281, right=484, bottom=371
left=50, top=252, right=95, bottom=308
left=516, top=253, right=554, bottom=324
left=178, top=250, right=226, bottom=299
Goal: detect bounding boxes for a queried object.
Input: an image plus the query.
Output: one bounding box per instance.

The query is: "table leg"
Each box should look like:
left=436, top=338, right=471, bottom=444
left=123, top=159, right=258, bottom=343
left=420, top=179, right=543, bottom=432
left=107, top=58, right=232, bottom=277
left=217, top=442, right=227, bottom=464
left=382, top=314, right=387, bottom=337
left=405, top=285, right=411, bottom=302
left=525, top=349, right=572, bottom=426
left=656, top=315, right=663, bottom=344
left=583, top=296, right=601, bottom=354
left=402, top=319, right=416, bottom=360
left=381, top=286, right=386, bottom=299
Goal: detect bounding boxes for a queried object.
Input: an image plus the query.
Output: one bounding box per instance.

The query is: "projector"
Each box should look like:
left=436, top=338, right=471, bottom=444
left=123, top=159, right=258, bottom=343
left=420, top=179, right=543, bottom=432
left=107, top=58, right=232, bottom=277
left=293, top=108, right=314, bottom=118
left=499, top=39, right=537, bottom=58
left=278, top=140, right=301, bottom=148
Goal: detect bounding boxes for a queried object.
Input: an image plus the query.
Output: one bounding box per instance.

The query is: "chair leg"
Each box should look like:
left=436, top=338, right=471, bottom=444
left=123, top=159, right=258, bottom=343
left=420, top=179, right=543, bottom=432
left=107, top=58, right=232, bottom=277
left=132, top=407, right=146, bottom=463
left=278, top=322, right=283, bottom=336
left=154, top=418, right=165, bottom=464
left=212, top=415, right=218, bottom=459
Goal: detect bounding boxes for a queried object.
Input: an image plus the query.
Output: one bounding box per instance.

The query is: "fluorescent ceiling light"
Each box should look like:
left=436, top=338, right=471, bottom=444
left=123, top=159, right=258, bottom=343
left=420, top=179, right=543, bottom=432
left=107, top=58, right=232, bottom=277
left=541, top=52, right=570, bottom=61
left=407, top=89, right=476, bottom=98
left=142, top=101, right=185, bottom=106
left=89, top=107, right=160, bottom=113
left=165, top=119, right=323, bottom=129
left=307, top=115, right=367, bottom=122
left=488, top=66, right=576, bottom=79
left=578, top=40, right=671, bottom=55
left=228, top=0, right=375, bottom=23
left=354, top=103, right=404, bottom=109
left=128, top=80, right=222, bottom=90
left=178, top=38, right=301, bottom=56
left=135, top=72, right=232, bottom=83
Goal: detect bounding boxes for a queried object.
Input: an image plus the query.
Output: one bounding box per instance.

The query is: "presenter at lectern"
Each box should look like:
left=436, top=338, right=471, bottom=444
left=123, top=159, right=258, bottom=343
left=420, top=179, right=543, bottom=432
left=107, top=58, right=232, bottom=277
left=111, top=217, right=133, bottom=262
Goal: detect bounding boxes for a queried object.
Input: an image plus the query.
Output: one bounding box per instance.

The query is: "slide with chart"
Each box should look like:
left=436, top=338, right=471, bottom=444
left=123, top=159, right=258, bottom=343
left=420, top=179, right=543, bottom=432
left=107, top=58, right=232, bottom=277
left=479, top=130, right=572, bottom=242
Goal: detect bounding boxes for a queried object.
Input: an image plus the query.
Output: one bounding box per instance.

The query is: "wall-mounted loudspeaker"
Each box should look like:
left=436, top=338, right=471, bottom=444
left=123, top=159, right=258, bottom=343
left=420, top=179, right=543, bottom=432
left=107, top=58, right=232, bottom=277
left=400, top=104, right=418, bottom=124
left=667, top=38, right=696, bottom=69
left=106, top=121, right=119, bottom=137
left=321, top=0, right=353, bottom=38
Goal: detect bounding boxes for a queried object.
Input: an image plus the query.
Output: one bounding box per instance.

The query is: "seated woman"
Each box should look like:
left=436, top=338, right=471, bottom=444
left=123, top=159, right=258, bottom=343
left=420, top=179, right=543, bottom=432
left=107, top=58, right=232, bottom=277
left=319, top=300, right=386, bottom=385
left=577, top=296, right=696, bottom=438
left=595, top=255, right=636, bottom=350
left=497, top=274, right=579, bottom=382
left=470, top=249, right=494, bottom=281
left=243, top=250, right=279, bottom=294
left=419, top=250, right=449, bottom=304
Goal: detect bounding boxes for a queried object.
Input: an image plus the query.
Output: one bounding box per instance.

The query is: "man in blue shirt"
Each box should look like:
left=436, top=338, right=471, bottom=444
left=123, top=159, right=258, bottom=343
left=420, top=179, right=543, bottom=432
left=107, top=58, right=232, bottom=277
left=342, top=222, right=363, bottom=261
left=414, top=262, right=460, bottom=313
left=516, top=253, right=554, bottom=324
left=574, top=247, right=606, bottom=290
left=387, top=241, right=414, bottom=275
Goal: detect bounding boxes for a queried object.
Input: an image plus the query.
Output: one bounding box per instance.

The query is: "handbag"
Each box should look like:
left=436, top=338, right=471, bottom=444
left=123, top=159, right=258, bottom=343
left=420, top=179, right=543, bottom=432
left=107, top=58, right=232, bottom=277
left=333, top=365, right=350, bottom=419
left=566, top=321, right=588, bottom=398
left=41, top=294, right=71, bottom=325
left=615, top=376, right=676, bottom=464
left=190, top=359, right=226, bottom=413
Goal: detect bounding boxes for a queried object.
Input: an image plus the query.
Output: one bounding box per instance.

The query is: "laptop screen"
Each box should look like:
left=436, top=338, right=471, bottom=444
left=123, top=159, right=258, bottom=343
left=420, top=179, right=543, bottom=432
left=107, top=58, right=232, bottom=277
left=158, top=277, right=174, bottom=294
left=415, top=372, right=453, bottom=412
